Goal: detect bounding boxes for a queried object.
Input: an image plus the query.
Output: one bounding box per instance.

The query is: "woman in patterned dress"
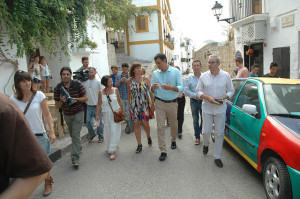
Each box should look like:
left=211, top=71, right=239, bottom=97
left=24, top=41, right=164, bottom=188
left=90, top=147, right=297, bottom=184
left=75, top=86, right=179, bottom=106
left=127, top=62, right=155, bottom=153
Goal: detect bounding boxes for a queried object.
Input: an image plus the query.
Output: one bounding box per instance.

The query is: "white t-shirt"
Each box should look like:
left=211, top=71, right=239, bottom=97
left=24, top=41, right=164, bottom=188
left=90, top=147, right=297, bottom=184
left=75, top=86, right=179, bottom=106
left=10, top=91, right=46, bottom=134
left=83, top=78, right=103, bottom=106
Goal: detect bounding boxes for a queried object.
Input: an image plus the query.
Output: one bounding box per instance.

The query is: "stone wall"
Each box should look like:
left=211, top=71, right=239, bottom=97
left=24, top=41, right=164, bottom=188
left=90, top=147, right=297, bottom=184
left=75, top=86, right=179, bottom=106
left=193, top=40, right=236, bottom=78
left=107, top=44, right=118, bottom=69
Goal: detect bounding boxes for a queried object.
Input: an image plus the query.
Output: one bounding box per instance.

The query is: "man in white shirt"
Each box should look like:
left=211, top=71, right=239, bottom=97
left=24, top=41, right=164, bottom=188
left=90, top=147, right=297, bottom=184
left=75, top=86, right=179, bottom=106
left=196, top=55, right=234, bottom=168
left=83, top=67, right=104, bottom=143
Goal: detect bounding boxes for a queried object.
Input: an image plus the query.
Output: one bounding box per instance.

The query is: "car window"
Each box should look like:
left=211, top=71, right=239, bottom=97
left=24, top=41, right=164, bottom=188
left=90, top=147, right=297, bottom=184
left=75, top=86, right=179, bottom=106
left=235, top=82, right=261, bottom=116
left=228, top=80, right=245, bottom=103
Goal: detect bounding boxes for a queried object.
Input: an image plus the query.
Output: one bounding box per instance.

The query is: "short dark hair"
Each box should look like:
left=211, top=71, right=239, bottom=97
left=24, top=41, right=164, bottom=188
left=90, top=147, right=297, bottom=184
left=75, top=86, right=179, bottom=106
left=270, top=62, right=278, bottom=68
left=251, top=64, right=259, bottom=70
left=192, top=60, right=201, bottom=65
left=101, top=75, right=111, bottom=87
left=154, top=53, right=167, bottom=62
left=235, top=56, right=243, bottom=64
left=82, top=56, right=89, bottom=62
left=129, top=62, right=142, bottom=77
left=121, top=63, right=129, bottom=68
left=14, top=70, right=36, bottom=100
left=60, top=66, right=72, bottom=76
left=89, top=67, right=97, bottom=72
left=111, top=65, right=118, bottom=70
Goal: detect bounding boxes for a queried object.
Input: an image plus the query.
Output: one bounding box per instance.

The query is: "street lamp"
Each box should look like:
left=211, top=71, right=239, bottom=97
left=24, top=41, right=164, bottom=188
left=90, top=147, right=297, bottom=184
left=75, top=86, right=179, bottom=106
left=211, top=1, right=235, bottom=23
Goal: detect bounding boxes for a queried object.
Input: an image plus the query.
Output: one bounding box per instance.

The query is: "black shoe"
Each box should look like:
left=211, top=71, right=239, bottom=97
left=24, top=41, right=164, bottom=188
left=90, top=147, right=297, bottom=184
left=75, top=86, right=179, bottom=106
left=159, top=153, right=167, bottom=161
left=147, top=137, right=152, bottom=146
left=136, top=144, right=143, bottom=154
left=215, top=159, right=223, bottom=168
left=171, top=142, right=176, bottom=149
left=203, top=146, right=208, bottom=154
left=178, top=134, right=182, bottom=139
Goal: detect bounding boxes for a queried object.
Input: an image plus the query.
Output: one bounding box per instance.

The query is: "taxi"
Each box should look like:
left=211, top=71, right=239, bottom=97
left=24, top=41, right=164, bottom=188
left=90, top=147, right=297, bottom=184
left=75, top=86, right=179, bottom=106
left=225, top=78, right=300, bottom=199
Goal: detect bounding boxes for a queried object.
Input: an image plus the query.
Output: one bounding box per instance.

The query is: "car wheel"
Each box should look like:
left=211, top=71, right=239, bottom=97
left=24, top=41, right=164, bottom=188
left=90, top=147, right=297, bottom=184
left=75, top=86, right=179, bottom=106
left=263, top=157, right=292, bottom=199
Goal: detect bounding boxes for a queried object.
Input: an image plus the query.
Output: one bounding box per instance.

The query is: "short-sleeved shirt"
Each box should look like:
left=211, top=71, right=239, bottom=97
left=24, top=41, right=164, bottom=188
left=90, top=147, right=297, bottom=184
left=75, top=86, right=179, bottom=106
left=10, top=91, right=46, bottom=134
left=111, top=74, right=118, bottom=87
left=83, top=79, right=103, bottom=106
left=151, top=66, right=183, bottom=100
left=116, top=73, right=130, bottom=100
left=54, top=80, right=86, bottom=116
left=249, top=73, right=258, bottom=77
left=0, top=94, right=52, bottom=193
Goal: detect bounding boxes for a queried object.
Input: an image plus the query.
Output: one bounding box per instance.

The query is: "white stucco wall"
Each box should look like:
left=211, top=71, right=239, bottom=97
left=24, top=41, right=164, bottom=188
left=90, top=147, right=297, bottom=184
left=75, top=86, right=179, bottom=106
left=130, top=43, right=160, bottom=61
left=233, top=0, right=300, bottom=78
left=131, top=0, right=157, bottom=7
left=128, top=13, right=159, bottom=42
left=263, top=0, right=300, bottom=78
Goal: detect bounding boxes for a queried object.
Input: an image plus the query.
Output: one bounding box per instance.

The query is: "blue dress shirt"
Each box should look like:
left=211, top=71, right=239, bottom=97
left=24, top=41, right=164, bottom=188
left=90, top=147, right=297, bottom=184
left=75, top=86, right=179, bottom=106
left=151, top=66, right=183, bottom=100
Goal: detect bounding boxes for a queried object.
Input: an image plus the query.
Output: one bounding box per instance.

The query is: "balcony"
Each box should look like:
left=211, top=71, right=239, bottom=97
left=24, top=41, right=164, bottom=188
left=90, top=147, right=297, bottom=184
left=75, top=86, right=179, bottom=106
left=231, top=14, right=268, bottom=43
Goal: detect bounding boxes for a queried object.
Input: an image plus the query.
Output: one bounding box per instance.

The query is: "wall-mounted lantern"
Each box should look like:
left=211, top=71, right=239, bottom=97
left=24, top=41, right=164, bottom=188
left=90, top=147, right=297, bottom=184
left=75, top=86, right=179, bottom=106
left=211, top=1, right=235, bottom=23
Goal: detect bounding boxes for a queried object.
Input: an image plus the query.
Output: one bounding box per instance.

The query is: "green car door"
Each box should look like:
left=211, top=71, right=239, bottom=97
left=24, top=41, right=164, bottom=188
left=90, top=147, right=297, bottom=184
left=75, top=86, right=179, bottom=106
left=229, top=80, right=266, bottom=166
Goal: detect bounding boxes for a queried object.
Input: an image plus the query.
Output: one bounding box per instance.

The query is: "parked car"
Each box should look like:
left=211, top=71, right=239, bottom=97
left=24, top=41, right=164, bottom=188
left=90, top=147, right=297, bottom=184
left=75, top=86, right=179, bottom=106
left=225, top=78, right=300, bottom=199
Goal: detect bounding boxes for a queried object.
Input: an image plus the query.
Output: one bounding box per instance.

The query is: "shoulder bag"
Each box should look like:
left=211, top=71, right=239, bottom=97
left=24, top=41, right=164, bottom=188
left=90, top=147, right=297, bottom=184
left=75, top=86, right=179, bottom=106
left=23, top=92, right=37, bottom=115
left=105, top=89, right=125, bottom=123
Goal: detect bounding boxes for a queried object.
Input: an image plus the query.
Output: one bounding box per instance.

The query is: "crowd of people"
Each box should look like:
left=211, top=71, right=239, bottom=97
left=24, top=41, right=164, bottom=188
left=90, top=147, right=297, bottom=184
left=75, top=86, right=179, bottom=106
left=1, top=52, right=283, bottom=198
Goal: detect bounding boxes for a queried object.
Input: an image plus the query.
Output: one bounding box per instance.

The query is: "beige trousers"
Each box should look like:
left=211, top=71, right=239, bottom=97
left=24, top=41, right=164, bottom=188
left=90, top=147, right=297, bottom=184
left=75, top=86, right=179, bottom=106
left=155, top=99, right=178, bottom=153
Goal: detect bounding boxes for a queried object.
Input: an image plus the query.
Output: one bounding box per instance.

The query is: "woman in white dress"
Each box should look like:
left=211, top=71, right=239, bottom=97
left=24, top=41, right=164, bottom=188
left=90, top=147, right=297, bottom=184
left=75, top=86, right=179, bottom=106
left=10, top=70, right=56, bottom=197
left=96, top=75, right=123, bottom=160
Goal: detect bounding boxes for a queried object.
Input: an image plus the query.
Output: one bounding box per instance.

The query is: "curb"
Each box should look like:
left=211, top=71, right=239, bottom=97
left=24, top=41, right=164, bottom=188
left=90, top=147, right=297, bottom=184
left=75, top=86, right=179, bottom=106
left=48, top=133, right=89, bottom=162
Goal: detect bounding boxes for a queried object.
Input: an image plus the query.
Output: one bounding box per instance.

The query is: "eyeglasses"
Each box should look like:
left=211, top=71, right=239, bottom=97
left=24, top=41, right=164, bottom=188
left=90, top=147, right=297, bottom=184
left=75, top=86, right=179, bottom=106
left=207, top=62, right=216, bottom=65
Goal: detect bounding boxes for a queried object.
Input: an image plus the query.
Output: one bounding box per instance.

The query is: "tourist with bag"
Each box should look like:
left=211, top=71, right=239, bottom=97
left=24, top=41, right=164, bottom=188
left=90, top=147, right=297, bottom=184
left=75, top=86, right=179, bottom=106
left=95, top=75, right=124, bottom=160
left=127, top=62, right=155, bottom=154
left=10, top=70, right=56, bottom=197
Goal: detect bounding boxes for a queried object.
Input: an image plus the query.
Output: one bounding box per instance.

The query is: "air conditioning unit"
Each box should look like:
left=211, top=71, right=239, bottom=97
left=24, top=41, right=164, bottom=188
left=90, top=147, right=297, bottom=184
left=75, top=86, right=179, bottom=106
left=270, top=17, right=279, bottom=29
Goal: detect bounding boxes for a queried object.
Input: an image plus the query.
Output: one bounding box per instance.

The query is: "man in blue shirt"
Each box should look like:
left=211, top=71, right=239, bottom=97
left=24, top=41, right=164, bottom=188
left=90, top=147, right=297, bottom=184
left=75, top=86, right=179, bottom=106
left=111, top=65, right=119, bottom=87
left=184, top=60, right=203, bottom=145
left=151, top=53, right=183, bottom=161
left=116, top=63, right=134, bottom=134
left=249, top=64, right=259, bottom=77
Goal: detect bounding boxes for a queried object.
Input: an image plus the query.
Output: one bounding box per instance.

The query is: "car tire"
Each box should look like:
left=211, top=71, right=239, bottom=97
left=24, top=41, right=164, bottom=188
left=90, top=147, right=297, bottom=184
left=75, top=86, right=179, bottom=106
left=263, top=157, right=292, bottom=199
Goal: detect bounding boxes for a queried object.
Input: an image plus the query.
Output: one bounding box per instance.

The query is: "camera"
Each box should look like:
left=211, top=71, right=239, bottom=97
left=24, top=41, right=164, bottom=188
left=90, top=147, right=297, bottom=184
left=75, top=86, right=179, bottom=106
left=60, top=86, right=76, bottom=107
left=73, top=70, right=89, bottom=82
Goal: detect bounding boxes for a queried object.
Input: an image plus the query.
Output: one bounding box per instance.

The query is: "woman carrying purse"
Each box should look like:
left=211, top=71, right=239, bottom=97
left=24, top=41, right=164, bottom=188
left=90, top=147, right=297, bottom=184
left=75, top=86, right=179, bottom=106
left=95, top=75, right=124, bottom=160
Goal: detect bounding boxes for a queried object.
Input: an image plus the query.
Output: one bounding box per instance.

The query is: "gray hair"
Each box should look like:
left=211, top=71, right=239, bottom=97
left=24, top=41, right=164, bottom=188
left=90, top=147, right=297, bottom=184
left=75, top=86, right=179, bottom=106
left=209, top=55, right=221, bottom=63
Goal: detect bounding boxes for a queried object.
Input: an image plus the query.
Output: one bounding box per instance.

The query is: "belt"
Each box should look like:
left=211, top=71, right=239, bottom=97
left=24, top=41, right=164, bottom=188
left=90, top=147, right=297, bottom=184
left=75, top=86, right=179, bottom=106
left=190, top=98, right=202, bottom=102
left=155, top=97, right=177, bottom=103
left=35, top=133, right=44, bottom=137
left=87, top=105, right=97, bottom=107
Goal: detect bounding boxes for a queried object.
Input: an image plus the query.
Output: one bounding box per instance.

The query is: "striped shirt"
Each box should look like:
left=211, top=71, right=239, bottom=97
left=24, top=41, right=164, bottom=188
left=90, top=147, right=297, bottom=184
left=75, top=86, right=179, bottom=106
left=54, top=80, right=86, bottom=116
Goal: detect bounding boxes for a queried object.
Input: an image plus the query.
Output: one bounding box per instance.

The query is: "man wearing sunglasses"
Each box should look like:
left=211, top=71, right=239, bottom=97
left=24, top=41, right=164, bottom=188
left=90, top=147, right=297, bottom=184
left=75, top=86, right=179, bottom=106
left=196, top=55, right=234, bottom=168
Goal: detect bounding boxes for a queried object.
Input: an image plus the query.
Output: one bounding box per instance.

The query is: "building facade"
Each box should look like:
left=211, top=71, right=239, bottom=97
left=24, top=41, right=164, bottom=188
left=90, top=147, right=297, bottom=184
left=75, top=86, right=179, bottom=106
left=229, top=0, right=300, bottom=78
left=125, top=0, right=174, bottom=62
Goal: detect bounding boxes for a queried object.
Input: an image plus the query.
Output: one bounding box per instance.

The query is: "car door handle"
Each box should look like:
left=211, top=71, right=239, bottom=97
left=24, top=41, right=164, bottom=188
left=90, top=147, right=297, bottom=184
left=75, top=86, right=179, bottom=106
left=230, top=112, right=235, bottom=117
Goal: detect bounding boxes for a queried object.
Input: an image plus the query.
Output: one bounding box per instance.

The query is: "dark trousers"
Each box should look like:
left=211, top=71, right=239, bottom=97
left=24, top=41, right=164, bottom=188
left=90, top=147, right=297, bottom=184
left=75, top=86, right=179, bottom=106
left=177, top=95, right=186, bottom=135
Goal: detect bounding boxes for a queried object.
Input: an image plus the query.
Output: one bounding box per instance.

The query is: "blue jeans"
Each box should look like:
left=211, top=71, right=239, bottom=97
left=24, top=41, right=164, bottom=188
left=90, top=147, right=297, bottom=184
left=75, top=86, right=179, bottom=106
left=190, top=99, right=203, bottom=139
left=86, top=106, right=103, bottom=139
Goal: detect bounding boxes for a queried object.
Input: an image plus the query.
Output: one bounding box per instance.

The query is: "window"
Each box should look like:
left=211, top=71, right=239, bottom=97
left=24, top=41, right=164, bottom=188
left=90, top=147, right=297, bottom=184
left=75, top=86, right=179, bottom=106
left=135, top=16, right=149, bottom=33
left=235, top=82, right=261, bottom=116
left=228, top=80, right=245, bottom=103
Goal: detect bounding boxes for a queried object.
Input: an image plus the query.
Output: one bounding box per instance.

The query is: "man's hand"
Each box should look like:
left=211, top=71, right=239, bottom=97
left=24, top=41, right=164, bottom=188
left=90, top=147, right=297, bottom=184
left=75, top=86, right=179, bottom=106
left=151, top=81, right=159, bottom=92
left=161, top=82, right=172, bottom=90
left=60, top=96, right=66, bottom=103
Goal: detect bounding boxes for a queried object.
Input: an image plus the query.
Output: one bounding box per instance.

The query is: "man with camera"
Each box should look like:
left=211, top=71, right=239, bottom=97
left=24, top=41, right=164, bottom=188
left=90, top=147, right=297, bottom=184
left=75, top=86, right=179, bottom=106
left=54, top=67, right=88, bottom=168
left=73, top=57, right=90, bottom=82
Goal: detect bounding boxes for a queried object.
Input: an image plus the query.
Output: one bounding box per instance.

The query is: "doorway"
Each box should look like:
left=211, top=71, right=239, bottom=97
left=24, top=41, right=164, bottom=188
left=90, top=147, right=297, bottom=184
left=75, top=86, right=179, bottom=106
left=273, top=47, right=290, bottom=78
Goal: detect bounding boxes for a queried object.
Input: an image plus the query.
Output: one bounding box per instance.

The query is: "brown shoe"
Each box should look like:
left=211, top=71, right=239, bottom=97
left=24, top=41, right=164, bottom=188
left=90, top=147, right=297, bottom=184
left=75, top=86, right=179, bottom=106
left=194, top=139, right=200, bottom=145
left=43, top=176, right=53, bottom=197
left=98, top=138, right=103, bottom=143
left=88, top=135, right=96, bottom=143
